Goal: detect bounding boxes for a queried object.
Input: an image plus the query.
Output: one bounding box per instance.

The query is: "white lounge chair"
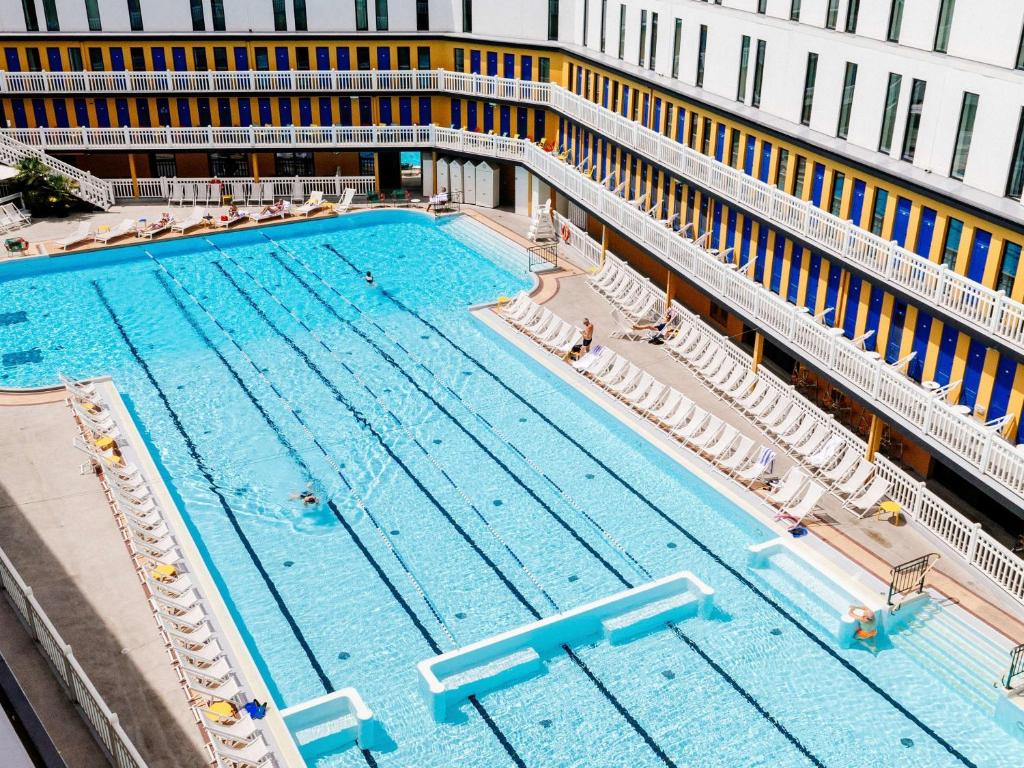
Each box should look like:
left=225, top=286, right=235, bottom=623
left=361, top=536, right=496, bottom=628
left=248, top=201, right=289, bottom=222
left=94, top=219, right=135, bottom=244
left=260, top=181, right=275, bottom=204
left=573, top=345, right=611, bottom=374
left=55, top=221, right=93, bottom=250
left=735, top=381, right=770, bottom=412
left=775, top=482, right=826, bottom=530
left=168, top=182, right=186, bottom=205
left=805, top=436, right=845, bottom=471
left=716, top=436, right=757, bottom=472
left=845, top=476, right=890, bottom=517
left=701, top=425, right=739, bottom=460
left=765, top=468, right=808, bottom=507
left=230, top=182, right=248, bottom=206
left=136, top=214, right=175, bottom=240
left=293, top=190, right=324, bottom=216
left=736, top=447, right=776, bottom=486
left=334, top=187, right=356, bottom=214
left=172, top=207, right=207, bottom=233
left=820, top=448, right=860, bottom=485
left=214, top=208, right=247, bottom=228
left=673, top=408, right=711, bottom=443
left=834, top=459, right=874, bottom=497
left=686, top=416, right=726, bottom=452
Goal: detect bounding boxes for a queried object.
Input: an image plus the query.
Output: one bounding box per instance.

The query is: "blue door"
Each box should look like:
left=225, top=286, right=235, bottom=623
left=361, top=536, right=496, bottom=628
left=892, top=197, right=913, bottom=249
left=744, top=136, right=756, bottom=175
left=110, top=47, right=124, bottom=71
left=336, top=47, right=350, bottom=70
left=176, top=98, right=191, bottom=127
left=863, top=286, right=884, bottom=350
left=46, top=48, right=62, bottom=70
left=849, top=179, right=866, bottom=226
left=486, top=52, right=497, bottom=76
left=884, top=301, right=907, bottom=362
left=451, top=99, right=462, bottom=128
left=238, top=99, right=252, bottom=126
left=754, top=225, right=769, bottom=284
left=337, top=97, right=352, bottom=126
left=787, top=246, right=803, bottom=303
left=73, top=98, right=89, bottom=126
left=172, top=47, right=187, bottom=71
left=759, top=141, right=772, bottom=183
left=714, top=125, right=725, bottom=162
left=10, top=100, right=26, bottom=128
left=316, top=47, right=330, bottom=70
left=466, top=101, right=477, bottom=130
left=533, top=109, right=545, bottom=142
left=115, top=99, right=130, bottom=127
left=318, top=97, right=332, bottom=125
left=298, top=98, right=312, bottom=126
left=258, top=97, right=272, bottom=125
left=516, top=107, right=527, bottom=137
left=500, top=105, right=510, bottom=135
left=620, top=85, right=629, bottom=116
left=483, top=104, right=493, bottom=132
left=378, top=98, right=392, bottom=125
left=676, top=109, right=686, bottom=143
left=377, top=47, right=390, bottom=70
left=824, top=263, right=843, bottom=321
left=642, top=93, right=650, bottom=126
left=197, top=98, right=211, bottom=126
left=418, top=96, right=430, bottom=124
left=135, top=98, right=151, bottom=127
left=234, top=48, right=249, bottom=69
left=277, top=47, right=291, bottom=69
left=652, top=98, right=662, bottom=132
left=770, top=235, right=786, bottom=293
left=95, top=100, right=110, bottom=127
left=50, top=100, right=66, bottom=128
left=987, top=355, right=1017, bottom=422
left=908, top=312, right=933, bottom=381
left=503, top=53, right=514, bottom=78
left=521, top=56, right=532, bottom=81
left=470, top=50, right=481, bottom=74
left=804, top=252, right=822, bottom=311
left=4, top=49, right=20, bottom=71
left=151, top=48, right=166, bottom=71
left=398, top=97, right=412, bottom=126
left=934, top=325, right=960, bottom=385
left=810, top=162, right=826, bottom=206
left=959, top=340, right=987, bottom=409
left=217, top=98, right=232, bottom=126
left=602, top=79, right=609, bottom=108
left=967, top=229, right=991, bottom=283
left=358, top=97, right=372, bottom=125
left=913, top=206, right=935, bottom=255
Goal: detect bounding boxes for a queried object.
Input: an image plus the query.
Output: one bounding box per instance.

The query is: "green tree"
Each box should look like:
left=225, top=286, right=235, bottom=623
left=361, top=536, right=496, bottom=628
left=13, top=156, right=80, bottom=217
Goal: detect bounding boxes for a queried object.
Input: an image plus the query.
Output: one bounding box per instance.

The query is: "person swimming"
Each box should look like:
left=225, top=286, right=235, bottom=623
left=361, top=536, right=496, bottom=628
left=365, top=270, right=375, bottom=285
left=290, top=486, right=319, bottom=506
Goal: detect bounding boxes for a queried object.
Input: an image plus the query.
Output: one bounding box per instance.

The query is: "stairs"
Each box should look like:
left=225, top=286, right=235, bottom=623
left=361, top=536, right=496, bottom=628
left=0, top=131, right=114, bottom=210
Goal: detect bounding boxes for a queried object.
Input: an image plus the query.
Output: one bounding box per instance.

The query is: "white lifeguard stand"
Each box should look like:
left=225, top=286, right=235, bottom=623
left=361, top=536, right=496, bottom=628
left=527, top=200, right=556, bottom=242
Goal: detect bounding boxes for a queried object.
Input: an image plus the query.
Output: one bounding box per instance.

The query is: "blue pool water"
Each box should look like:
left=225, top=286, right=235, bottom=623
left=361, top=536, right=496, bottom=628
left=0, top=210, right=1017, bottom=767
left=400, top=151, right=421, bottom=168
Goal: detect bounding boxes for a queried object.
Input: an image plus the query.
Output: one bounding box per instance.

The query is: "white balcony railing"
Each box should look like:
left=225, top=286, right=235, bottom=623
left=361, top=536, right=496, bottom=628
left=6, top=122, right=1024, bottom=508
left=108, top=174, right=376, bottom=200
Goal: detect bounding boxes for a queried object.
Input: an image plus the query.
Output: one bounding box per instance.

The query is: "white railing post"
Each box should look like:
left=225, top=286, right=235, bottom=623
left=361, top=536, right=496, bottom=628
left=248, top=124, right=255, bottom=147
left=966, top=522, right=982, bottom=562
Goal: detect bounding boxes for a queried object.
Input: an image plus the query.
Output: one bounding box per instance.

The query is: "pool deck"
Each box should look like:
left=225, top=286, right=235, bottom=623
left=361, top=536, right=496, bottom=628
left=0, top=392, right=210, bottom=768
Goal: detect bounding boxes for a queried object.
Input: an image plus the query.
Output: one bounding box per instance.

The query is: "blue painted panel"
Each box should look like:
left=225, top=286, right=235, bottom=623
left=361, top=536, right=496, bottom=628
left=483, top=103, right=493, bottom=132
left=602, top=79, right=609, bottom=108
left=960, top=339, right=987, bottom=409
left=358, top=97, right=372, bottom=125
left=676, top=108, right=686, bottom=143
left=759, top=141, right=772, bottom=183
left=805, top=252, right=822, bottom=312
left=712, top=201, right=723, bottom=249
left=151, top=48, right=166, bottom=71
left=967, top=229, right=992, bottom=284
left=337, top=97, right=352, bottom=126
left=135, top=98, right=150, bottom=127
left=298, top=98, right=313, bottom=126
left=642, top=93, right=650, bottom=126
left=72, top=98, right=89, bottom=127
left=46, top=48, right=62, bottom=71
left=10, top=100, right=26, bottom=129
left=466, top=101, right=477, bottom=130
left=621, top=85, right=629, bottom=116
left=504, top=53, right=515, bottom=78
left=114, top=99, right=130, bottom=127
left=31, top=98, right=47, bottom=127
left=714, top=125, right=725, bottom=162
left=318, top=97, right=332, bottom=126
left=744, top=136, right=756, bottom=175
left=172, top=47, right=187, bottom=71
left=176, top=98, right=191, bottom=127
left=234, top=48, right=249, bottom=70
left=470, top=50, right=481, bottom=74
left=378, top=97, right=392, bottom=124
left=196, top=98, right=211, bottom=126
left=933, top=325, right=960, bottom=385
left=987, top=355, right=1017, bottom=421
left=336, top=47, right=350, bottom=70
left=451, top=99, right=461, bottom=128
left=884, top=300, right=907, bottom=363
left=520, top=56, right=532, bottom=81
left=533, top=109, right=545, bottom=142
left=864, top=286, right=884, bottom=350
left=913, top=205, right=935, bottom=255
left=770, top=235, right=786, bottom=294
left=740, top=218, right=753, bottom=267
left=94, top=100, right=110, bottom=127
left=849, top=179, right=866, bottom=227
left=500, top=105, right=510, bottom=135
left=726, top=208, right=737, bottom=251
left=258, top=98, right=272, bottom=125
left=754, top=225, right=769, bottom=284
left=842, top=276, right=862, bottom=339
left=787, top=246, right=803, bottom=304
left=4, top=49, right=20, bottom=71
left=486, top=51, right=497, bottom=76
left=314, top=47, right=329, bottom=70
left=811, top=163, right=826, bottom=206
left=51, top=100, right=67, bottom=128
left=824, top=263, right=843, bottom=322
left=237, top=99, right=252, bottom=126
left=653, top=98, right=661, bottom=132
left=516, top=107, right=527, bottom=137
left=377, top=47, right=390, bottom=70
left=418, top=96, right=431, bottom=125
left=110, top=48, right=124, bottom=71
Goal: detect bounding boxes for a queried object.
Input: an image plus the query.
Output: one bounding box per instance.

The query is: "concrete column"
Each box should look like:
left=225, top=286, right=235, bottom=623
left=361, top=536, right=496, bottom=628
left=752, top=332, right=765, bottom=373
left=373, top=153, right=380, bottom=194
left=866, top=413, right=884, bottom=461
left=600, top=224, right=608, bottom=265
left=251, top=153, right=260, bottom=182
left=431, top=150, right=438, bottom=195
left=128, top=153, right=139, bottom=198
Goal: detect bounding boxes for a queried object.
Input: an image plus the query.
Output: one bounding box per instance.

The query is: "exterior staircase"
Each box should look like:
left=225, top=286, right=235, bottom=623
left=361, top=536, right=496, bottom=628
left=0, top=132, right=114, bottom=210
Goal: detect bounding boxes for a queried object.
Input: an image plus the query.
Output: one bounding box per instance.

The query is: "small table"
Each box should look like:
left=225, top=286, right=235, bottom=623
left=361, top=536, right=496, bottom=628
left=221, top=194, right=233, bottom=206
left=94, top=435, right=116, bottom=451
left=923, top=380, right=941, bottom=393
left=879, top=500, right=902, bottom=525
left=411, top=198, right=422, bottom=206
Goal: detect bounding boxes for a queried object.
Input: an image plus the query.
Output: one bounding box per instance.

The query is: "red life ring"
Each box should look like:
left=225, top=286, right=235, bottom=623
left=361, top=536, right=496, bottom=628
left=561, top=223, right=571, bottom=243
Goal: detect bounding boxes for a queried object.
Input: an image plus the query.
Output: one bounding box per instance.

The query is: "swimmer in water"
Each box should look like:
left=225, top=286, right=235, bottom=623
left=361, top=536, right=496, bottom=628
left=289, top=486, right=319, bottom=506
left=365, top=270, right=375, bottom=285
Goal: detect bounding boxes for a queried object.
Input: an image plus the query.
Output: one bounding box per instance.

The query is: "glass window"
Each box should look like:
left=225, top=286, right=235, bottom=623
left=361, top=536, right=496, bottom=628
left=462, top=0, right=471, bottom=32
left=548, top=0, right=559, bottom=40
left=825, top=0, right=839, bottom=30
left=296, top=47, right=310, bottom=70
left=941, top=218, right=963, bottom=268
left=836, top=62, right=857, bottom=140
left=887, top=0, right=903, bottom=42
left=696, top=24, right=707, bottom=88
left=582, top=0, right=589, bottom=46
left=878, top=73, right=901, bottom=154
left=775, top=147, right=790, bottom=190
left=637, top=10, right=647, bottom=66
left=255, top=47, right=270, bottom=71
left=790, top=0, right=800, bottom=22
left=1006, top=108, right=1024, bottom=199
left=375, top=0, right=388, bottom=30
left=396, top=47, right=411, bottom=70
left=792, top=155, right=807, bottom=197
left=213, top=47, right=228, bottom=71
left=600, top=0, right=607, bottom=52
left=211, top=0, right=225, bottom=30
left=649, top=12, right=658, bottom=69
left=998, top=242, right=1022, bottom=294
left=416, top=0, right=429, bottom=30
left=1017, top=24, right=1024, bottom=70
left=688, top=112, right=699, bottom=147
left=88, top=47, right=104, bottom=71
left=701, top=117, right=712, bottom=155
left=671, top=19, right=682, bottom=79
left=153, top=154, right=177, bottom=177
left=870, top=188, right=888, bottom=235
left=25, top=48, right=41, bottom=71
left=845, top=0, right=859, bottom=33
left=736, top=36, right=750, bottom=103
left=355, top=0, right=368, bottom=31
left=829, top=171, right=845, bottom=217
left=539, top=57, right=551, bottom=82
left=68, top=48, right=83, bottom=71
left=800, top=52, right=817, bottom=126
left=618, top=5, right=626, bottom=60
left=729, top=128, right=741, bottom=166
left=294, top=0, right=307, bottom=30
left=949, top=92, right=978, bottom=181
left=757, top=0, right=766, bottom=13
left=934, top=0, right=955, bottom=53
left=356, top=47, right=370, bottom=70
left=275, top=151, right=314, bottom=176
left=901, top=78, right=926, bottom=162
left=272, top=0, right=286, bottom=30
left=41, top=0, right=58, bottom=30
left=751, top=40, right=766, bottom=108
left=190, top=0, right=205, bottom=31
left=453, top=48, right=464, bottom=72
left=417, top=47, right=430, bottom=69
left=130, top=47, right=145, bottom=71
left=20, top=0, right=39, bottom=31
left=126, top=0, right=143, bottom=30
left=193, top=48, right=208, bottom=71
left=210, top=152, right=250, bottom=177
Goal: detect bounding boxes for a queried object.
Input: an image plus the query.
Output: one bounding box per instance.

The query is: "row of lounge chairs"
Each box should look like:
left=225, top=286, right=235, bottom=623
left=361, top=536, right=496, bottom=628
left=590, top=257, right=893, bottom=522
left=62, top=375, right=276, bottom=768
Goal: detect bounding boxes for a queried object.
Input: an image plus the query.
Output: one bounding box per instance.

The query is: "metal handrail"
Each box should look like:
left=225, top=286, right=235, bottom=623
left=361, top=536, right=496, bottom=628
left=887, top=553, right=941, bottom=609
left=1005, top=643, right=1024, bottom=688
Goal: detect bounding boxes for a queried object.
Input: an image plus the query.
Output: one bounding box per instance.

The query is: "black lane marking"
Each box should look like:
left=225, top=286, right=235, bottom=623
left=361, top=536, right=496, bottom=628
left=91, top=281, right=334, bottom=694
left=317, top=243, right=977, bottom=767
left=209, top=255, right=680, bottom=767
left=149, top=268, right=528, bottom=768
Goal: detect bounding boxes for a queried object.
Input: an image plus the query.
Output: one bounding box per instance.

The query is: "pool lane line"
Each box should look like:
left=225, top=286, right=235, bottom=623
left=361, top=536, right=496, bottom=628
left=316, top=243, right=979, bottom=767
left=146, top=265, right=531, bottom=768
left=259, top=246, right=828, bottom=768
left=206, top=253, right=682, bottom=768
left=90, top=280, right=335, bottom=695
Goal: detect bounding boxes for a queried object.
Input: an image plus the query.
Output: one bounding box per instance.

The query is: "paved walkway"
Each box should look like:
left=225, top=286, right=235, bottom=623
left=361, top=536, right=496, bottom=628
left=0, top=399, right=209, bottom=768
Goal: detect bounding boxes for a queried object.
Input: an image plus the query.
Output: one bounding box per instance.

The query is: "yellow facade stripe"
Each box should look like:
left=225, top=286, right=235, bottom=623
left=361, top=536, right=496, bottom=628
left=920, top=320, right=947, bottom=384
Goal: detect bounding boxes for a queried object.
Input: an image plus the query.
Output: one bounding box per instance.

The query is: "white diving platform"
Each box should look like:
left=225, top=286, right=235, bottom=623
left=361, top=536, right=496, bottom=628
left=417, top=571, right=714, bottom=720
left=281, top=688, right=379, bottom=760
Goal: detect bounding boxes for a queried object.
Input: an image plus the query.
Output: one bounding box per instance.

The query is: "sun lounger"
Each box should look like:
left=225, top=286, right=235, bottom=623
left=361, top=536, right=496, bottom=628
left=604, top=364, right=644, bottom=396
left=834, top=459, right=874, bottom=497
left=293, top=190, right=324, bottom=216
left=649, top=389, right=684, bottom=424
left=716, top=436, right=757, bottom=473
left=172, top=207, right=207, bottom=233
left=673, top=408, right=711, bottom=442
left=212, top=735, right=274, bottom=768
left=722, top=370, right=757, bottom=401
left=805, top=435, right=845, bottom=470
left=137, top=215, right=175, bottom=240
left=54, top=221, right=93, bottom=250
left=334, top=187, right=356, bottom=214
left=631, top=381, right=667, bottom=414
left=763, top=402, right=802, bottom=435
left=573, top=345, right=610, bottom=374
left=702, top=425, right=740, bottom=461
left=820, top=448, right=860, bottom=485
left=248, top=201, right=289, bottom=222
left=845, top=476, right=890, bottom=517
left=765, top=468, right=809, bottom=507
left=594, top=357, right=630, bottom=385
left=214, top=209, right=247, bottom=228
left=685, top=416, right=726, bottom=452
left=779, top=417, right=821, bottom=451
left=775, top=482, right=825, bottom=530
left=737, top=447, right=776, bottom=486
left=747, top=389, right=783, bottom=420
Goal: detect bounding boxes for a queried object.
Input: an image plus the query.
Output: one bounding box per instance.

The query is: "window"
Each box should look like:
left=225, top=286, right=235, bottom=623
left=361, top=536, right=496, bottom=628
left=539, top=57, right=551, bottom=82
left=255, top=47, right=270, bottom=70
left=949, top=92, right=978, bottom=180
left=154, top=154, right=177, bottom=177
left=375, top=0, right=388, bottom=30
left=649, top=13, right=658, bottom=69
left=453, top=48, right=464, bottom=72
left=775, top=147, right=790, bottom=190
left=126, top=0, right=143, bottom=30
left=355, top=0, right=368, bottom=30
left=20, top=0, right=38, bottom=31
left=417, top=47, right=430, bottom=69
left=836, top=62, right=857, bottom=140
left=396, top=47, right=411, bottom=70
left=638, top=10, right=647, bottom=66
left=800, top=52, right=817, bottom=126
left=901, top=78, right=926, bottom=162
left=193, top=48, right=208, bottom=71
left=878, top=73, right=901, bottom=154
left=696, top=24, right=707, bottom=88
left=275, top=152, right=314, bottom=176
left=88, top=48, right=104, bottom=71
left=1006, top=109, right=1024, bottom=199
left=757, top=0, right=766, bottom=12
left=582, top=0, right=589, bottom=45
left=211, top=0, right=225, bottom=30
left=1017, top=25, right=1024, bottom=70
left=462, top=0, right=471, bottom=32
left=790, top=0, right=800, bottom=21
left=825, top=0, right=839, bottom=30
left=688, top=113, right=699, bottom=147
left=25, top=48, right=41, bottom=71
left=701, top=117, right=712, bottom=155
left=272, top=0, right=286, bottom=30
left=294, top=0, right=307, bottom=30
left=940, top=218, right=963, bottom=268
left=751, top=39, right=766, bottom=108
left=210, top=152, right=250, bottom=177
left=296, top=47, right=310, bottom=70
left=845, top=0, right=859, bottom=32
left=618, top=5, right=626, bottom=60
left=671, top=19, right=682, bottom=78
left=869, top=189, right=888, bottom=235
left=729, top=128, right=741, bottom=166
left=548, top=0, right=559, bottom=40
left=792, top=155, right=807, bottom=197
left=416, top=0, right=429, bottom=30
left=213, top=48, right=228, bottom=71
left=828, top=171, right=845, bottom=216
left=41, top=0, right=58, bottom=30
left=356, top=47, right=370, bottom=70
left=736, top=36, right=750, bottom=103
left=130, top=47, right=145, bottom=70
left=84, top=0, right=101, bottom=30
left=68, top=48, right=83, bottom=71
left=886, top=0, right=903, bottom=41
left=190, top=0, right=205, bottom=31
left=998, top=242, right=1022, bottom=294
left=600, top=0, right=607, bottom=52
left=934, top=0, right=955, bottom=53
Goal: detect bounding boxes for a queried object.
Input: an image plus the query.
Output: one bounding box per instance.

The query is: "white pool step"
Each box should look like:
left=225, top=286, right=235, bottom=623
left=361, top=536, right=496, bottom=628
left=291, top=713, right=359, bottom=747
left=602, top=591, right=699, bottom=645
left=441, top=648, right=544, bottom=691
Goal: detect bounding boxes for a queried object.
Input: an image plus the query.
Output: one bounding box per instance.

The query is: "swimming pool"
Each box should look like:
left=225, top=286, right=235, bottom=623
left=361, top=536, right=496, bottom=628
left=1, top=210, right=1018, bottom=767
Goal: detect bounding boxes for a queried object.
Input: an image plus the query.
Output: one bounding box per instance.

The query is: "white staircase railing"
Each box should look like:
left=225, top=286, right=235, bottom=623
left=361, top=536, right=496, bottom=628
left=0, top=131, right=113, bottom=209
